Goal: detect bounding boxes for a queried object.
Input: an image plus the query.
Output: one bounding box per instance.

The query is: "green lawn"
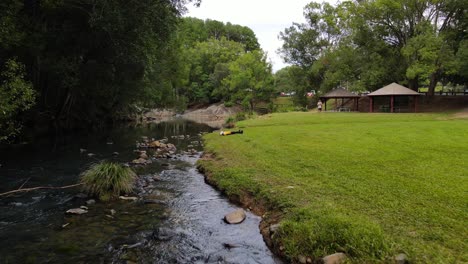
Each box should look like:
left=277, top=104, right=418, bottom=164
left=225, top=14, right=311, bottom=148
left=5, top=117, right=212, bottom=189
left=199, top=112, right=468, bottom=263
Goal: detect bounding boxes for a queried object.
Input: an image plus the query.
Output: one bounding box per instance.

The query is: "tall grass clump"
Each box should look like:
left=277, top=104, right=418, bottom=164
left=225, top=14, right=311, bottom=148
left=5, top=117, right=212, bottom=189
left=80, top=162, right=136, bottom=201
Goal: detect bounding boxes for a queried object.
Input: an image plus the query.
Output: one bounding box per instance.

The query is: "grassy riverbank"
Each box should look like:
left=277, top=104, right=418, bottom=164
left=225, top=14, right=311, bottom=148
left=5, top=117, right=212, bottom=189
left=198, top=112, right=468, bottom=263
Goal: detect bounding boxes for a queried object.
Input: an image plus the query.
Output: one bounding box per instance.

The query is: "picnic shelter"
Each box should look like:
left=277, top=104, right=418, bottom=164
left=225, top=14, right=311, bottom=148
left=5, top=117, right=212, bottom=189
left=368, top=83, right=421, bottom=113
left=319, top=88, right=361, bottom=112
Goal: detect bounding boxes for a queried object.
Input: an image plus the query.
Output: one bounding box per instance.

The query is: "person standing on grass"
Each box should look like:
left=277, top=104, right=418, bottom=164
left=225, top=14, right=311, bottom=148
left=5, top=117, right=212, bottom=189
left=317, top=100, right=323, bottom=112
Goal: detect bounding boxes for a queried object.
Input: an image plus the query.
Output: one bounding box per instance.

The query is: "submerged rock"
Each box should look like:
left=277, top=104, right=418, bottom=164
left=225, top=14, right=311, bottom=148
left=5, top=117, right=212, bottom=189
left=222, top=243, right=239, bottom=249
left=131, top=158, right=150, bottom=165
left=86, top=199, right=96, bottom=205
left=144, top=199, right=166, bottom=205
left=151, top=227, right=175, bottom=241
left=119, top=196, right=138, bottom=201
left=75, top=193, right=88, bottom=199
left=224, top=209, right=246, bottom=224
left=66, top=208, right=88, bottom=215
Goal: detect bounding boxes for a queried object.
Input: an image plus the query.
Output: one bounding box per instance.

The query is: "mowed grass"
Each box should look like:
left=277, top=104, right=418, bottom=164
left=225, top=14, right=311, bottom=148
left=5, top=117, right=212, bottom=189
left=199, top=112, right=468, bottom=263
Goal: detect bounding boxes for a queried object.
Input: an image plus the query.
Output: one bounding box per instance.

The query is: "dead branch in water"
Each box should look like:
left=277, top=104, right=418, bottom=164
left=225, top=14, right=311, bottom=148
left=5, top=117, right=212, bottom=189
left=18, top=177, right=31, bottom=190
left=0, top=183, right=83, bottom=197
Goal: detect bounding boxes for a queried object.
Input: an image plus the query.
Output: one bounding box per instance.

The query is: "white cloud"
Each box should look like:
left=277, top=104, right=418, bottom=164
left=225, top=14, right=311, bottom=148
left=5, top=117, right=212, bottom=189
left=185, top=0, right=322, bottom=72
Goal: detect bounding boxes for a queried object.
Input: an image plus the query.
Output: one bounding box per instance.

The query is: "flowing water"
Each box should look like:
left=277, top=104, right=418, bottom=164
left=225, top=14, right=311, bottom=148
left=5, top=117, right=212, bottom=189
left=0, top=119, right=281, bottom=264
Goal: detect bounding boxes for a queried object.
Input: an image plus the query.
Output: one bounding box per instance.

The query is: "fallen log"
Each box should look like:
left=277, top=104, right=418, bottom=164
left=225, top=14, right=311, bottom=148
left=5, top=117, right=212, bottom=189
left=0, top=183, right=83, bottom=197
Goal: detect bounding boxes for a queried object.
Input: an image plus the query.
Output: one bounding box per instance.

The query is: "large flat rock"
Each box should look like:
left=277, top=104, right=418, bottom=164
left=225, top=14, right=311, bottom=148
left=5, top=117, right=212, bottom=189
left=224, top=209, right=246, bottom=224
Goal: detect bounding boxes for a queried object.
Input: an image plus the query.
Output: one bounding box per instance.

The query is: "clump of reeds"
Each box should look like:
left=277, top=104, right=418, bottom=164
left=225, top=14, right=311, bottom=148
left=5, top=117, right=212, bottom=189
left=80, top=162, right=136, bottom=201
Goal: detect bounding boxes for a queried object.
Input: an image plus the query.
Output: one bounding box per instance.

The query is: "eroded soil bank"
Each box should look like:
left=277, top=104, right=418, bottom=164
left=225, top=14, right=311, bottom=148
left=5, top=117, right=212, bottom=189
left=142, top=103, right=242, bottom=129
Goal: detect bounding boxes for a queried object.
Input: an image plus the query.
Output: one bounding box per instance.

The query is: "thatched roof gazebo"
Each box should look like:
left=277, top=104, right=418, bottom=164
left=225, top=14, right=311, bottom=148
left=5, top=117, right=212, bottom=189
left=368, top=83, right=421, bottom=113
left=319, top=88, right=361, bottom=111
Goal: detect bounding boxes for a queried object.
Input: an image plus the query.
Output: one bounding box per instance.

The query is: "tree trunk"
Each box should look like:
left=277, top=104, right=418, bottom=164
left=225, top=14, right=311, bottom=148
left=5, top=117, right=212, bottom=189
left=408, top=78, right=419, bottom=91
left=428, top=72, right=438, bottom=97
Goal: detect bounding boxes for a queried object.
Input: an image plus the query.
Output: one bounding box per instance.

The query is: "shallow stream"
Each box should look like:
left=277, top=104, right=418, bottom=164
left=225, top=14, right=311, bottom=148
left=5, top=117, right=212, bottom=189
left=0, top=119, right=280, bottom=263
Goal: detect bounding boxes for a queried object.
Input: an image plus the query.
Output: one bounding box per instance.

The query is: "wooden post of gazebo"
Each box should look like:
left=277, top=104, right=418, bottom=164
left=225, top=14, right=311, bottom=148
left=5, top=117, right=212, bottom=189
left=414, top=96, right=418, bottom=112
left=390, top=95, right=394, bottom=113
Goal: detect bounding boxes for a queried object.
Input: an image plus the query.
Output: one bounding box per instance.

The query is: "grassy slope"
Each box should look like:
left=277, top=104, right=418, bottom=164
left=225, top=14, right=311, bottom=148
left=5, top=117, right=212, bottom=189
left=199, top=112, right=468, bottom=263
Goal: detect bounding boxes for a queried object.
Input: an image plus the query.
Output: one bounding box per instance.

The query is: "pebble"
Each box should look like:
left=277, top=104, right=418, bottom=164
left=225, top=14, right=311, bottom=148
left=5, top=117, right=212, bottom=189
left=75, top=193, right=88, bottom=199
left=395, top=253, right=408, bottom=264
left=119, top=196, right=138, bottom=201
left=298, top=255, right=307, bottom=264
left=322, top=253, right=347, bottom=264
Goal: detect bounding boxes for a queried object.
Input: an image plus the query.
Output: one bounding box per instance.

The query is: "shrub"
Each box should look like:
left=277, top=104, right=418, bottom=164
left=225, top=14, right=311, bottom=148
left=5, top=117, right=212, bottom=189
left=235, top=112, right=247, bottom=121
left=224, top=116, right=235, bottom=128
left=80, top=162, right=136, bottom=201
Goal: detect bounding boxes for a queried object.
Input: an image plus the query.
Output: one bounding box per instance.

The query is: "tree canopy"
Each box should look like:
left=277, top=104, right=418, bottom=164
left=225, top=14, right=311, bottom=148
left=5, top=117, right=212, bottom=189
left=279, top=0, right=467, bottom=97
left=0, top=3, right=274, bottom=143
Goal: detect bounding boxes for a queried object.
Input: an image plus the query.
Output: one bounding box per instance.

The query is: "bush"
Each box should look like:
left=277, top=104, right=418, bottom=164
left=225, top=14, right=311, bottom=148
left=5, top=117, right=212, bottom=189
left=235, top=112, right=247, bottom=121
left=80, top=162, right=137, bottom=201
left=224, top=116, right=235, bottom=128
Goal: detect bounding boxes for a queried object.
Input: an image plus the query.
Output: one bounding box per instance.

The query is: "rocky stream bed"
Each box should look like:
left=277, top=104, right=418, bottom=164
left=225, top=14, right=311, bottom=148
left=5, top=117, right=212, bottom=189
left=0, top=119, right=281, bottom=263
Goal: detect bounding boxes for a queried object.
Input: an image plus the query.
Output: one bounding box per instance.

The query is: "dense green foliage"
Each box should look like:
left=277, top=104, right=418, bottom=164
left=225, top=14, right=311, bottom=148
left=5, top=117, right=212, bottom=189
left=199, top=113, right=468, bottom=263
left=80, top=162, right=137, bottom=201
left=279, top=0, right=467, bottom=100
left=0, top=1, right=274, bottom=143
left=0, top=58, right=35, bottom=142
left=175, top=17, right=273, bottom=107
left=0, top=0, right=196, bottom=141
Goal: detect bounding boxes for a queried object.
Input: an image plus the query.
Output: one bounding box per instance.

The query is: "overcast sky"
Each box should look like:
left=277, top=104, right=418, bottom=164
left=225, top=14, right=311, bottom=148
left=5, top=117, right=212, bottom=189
left=185, top=0, right=326, bottom=72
